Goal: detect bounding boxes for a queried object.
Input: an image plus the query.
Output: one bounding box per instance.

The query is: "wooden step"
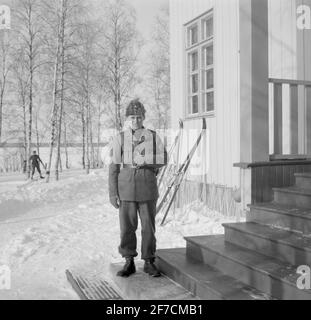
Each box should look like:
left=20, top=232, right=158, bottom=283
left=185, top=235, right=311, bottom=300
left=295, top=172, right=311, bottom=190
left=155, top=248, right=274, bottom=300
left=223, top=222, right=311, bottom=266
left=248, top=202, right=311, bottom=234
left=109, top=261, right=198, bottom=300
left=273, top=187, right=311, bottom=209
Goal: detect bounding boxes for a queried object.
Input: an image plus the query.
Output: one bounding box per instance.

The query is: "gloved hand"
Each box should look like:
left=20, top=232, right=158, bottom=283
left=110, top=195, right=120, bottom=209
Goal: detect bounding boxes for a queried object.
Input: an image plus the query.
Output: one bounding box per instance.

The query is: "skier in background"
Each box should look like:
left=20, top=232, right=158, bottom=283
left=29, top=150, right=45, bottom=180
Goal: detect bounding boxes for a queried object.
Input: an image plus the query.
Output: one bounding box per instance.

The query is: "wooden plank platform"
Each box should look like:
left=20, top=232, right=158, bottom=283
left=66, top=269, right=123, bottom=300
left=109, top=261, right=199, bottom=300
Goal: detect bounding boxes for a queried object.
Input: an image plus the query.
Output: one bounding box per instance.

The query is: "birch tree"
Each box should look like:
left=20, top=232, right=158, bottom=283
left=45, top=0, right=62, bottom=183
left=12, top=62, right=28, bottom=161
left=45, top=0, right=86, bottom=181
left=0, top=30, right=12, bottom=143
left=15, top=0, right=44, bottom=178
left=55, top=0, right=66, bottom=181
left=99, top=0, right=142, bottom=132
left=146, top=6, right=170, bottom=130
left=78, top=24, right=97, bottom=174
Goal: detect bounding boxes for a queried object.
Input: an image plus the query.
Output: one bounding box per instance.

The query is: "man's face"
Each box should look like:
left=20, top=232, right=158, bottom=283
left=127, top=115, right=144, bottom=131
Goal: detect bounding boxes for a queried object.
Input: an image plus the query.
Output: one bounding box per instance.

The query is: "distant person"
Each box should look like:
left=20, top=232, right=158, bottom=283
left=29, top=151, right=45, bottom=180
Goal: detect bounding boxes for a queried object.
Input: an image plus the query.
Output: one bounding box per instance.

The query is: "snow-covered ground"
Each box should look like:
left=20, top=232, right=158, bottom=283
left=0, top=169, right=242, bottom=300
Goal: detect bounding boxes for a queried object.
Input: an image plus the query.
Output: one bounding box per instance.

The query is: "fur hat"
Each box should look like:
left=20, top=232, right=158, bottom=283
left=125, top=99, right=146, bottom=117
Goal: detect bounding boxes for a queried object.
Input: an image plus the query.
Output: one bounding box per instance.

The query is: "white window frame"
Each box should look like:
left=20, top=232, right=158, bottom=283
left=188, top=49, right=199, bottom=115
left=184, top=10, right=214, bottom=118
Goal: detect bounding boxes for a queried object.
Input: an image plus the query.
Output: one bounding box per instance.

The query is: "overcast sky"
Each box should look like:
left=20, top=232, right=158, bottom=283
left=127, top=0, right=169, bottom=40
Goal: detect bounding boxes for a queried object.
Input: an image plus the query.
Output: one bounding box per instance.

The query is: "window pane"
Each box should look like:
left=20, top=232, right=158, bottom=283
left=206, top=69, right=213, bottom=89
left=203, top=17, right=213, bottom=39
left=203, top=46, right=213, bottom=67
left=188, top=97, right=192, bottom=114
left=203, top=92, right=214, bottom=112
left=189, top=25, right=198, bottom=45
left=191, top=74, right=198, bottom=93
left=202, top=70, right=214, bottom=90
left=192, top=96, right=198, bottom=113
left=191, top=52, right=198, bottom=71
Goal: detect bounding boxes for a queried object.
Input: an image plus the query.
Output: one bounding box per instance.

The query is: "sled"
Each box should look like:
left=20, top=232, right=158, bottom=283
left=66, top=269, right=123, bottom=300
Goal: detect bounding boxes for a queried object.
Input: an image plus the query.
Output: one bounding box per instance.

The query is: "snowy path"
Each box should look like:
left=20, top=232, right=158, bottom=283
left=0, top=169, right=241, bottom=300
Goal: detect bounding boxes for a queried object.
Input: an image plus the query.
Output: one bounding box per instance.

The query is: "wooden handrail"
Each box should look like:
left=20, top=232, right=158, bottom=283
left=234, top=159, right=311, bottom=169
left=269, top=78, right=311, bottom=86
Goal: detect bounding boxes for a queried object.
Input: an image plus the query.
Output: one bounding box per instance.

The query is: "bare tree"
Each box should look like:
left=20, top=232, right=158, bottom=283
left=65, top=13, right=100, bottom=174
left=45, top=0, right=62, bottom=183
left=44, top=0, right=86, bottom=181
left=15, top=0, right=44, bottom=178
left=81, top=24, right=97, bottom=174
left=63, top=110, right=69, bottom=169
left=55, top=0, right=66, bottom=181
left=99, top=0, right=142, bottom=131
left=11, top=49, right=29, bottom=164
left=56, top=0, right=87, bottom=179
left=0, top=30, right=12, bottom=143
left=145, top=5, right=170, bottom=130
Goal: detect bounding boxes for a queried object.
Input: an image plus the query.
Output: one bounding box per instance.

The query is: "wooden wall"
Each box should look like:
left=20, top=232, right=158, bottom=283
left=297, top=0, right=311, bottom=82
left=251, top=161, right=311, bottom=204
left=170, top=0, right=240, bottom=189
left=268, top=0, right=297, bottom=80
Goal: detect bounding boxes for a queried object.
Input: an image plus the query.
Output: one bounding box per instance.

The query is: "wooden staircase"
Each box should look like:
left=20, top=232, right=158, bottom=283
left=156, top=172, right=311, bottom=300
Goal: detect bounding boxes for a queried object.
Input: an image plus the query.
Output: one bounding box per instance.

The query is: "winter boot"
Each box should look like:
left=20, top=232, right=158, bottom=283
left=116, top=257, right=136, bottom=277
left=143, top=259, right=161, bottom=277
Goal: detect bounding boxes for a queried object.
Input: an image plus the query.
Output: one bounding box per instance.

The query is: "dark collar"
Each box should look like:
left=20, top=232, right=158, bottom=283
left=131, top=126, right=145, bottom=134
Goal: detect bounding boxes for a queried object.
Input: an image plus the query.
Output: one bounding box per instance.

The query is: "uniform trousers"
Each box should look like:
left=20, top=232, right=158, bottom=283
left=118, top=200, right=157, bottom=261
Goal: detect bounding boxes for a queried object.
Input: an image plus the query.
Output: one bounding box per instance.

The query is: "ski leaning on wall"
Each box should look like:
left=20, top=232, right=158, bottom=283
left=157, top=119, right=183, bottom=191
left=157, top=118, right=207, bottom=226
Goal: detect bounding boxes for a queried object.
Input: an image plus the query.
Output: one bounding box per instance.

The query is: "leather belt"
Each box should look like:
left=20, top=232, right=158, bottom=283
left=122, top=164, right=139, bottom=169
left=122, top=164, right=156, bottom=173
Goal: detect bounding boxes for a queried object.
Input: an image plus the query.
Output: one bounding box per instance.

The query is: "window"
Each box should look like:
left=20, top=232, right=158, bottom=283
left=185, top=12, right=214, bottom=116
left=188, top=50, right=199, bottom=114
left=188, top=25, right=198, bottom=46
left=202, top=17, right=213, bottom=40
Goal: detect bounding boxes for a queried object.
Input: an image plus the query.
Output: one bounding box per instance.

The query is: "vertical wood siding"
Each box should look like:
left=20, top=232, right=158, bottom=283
left=170, top=0, right=240, bottom=189
left=268, top=0, right=297, bottom=80
left=296, top=0, right=311, bottom=81
left=251, top=162, right=311, bottom=204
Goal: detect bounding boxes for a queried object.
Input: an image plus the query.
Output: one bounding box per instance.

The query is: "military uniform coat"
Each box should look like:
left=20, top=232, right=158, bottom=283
left=108, top=127, right=167, bottom=202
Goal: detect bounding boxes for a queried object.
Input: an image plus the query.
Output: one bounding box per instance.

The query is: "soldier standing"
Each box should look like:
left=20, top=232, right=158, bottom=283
left=109, top=99, right=167, bottom=278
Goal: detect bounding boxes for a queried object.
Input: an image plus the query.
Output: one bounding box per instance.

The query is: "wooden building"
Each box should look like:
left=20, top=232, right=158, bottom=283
left=170, top=0, right=311, bottom=215
left=153, top=0, right=311, bottom=300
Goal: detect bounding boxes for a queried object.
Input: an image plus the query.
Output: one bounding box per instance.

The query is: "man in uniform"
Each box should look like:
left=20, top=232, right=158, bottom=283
left=29, top=150, right=45, bottom=180
left=109, top=99, right=167, bottom=278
